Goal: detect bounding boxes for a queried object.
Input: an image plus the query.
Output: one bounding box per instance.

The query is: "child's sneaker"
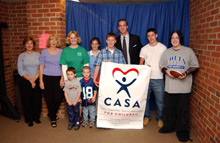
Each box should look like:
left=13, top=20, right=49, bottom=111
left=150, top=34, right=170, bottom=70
left=82, top=120, right=88, bottom=127
left=74, top=125, right=80, bottom=130
left=89, top=121, right=95, bottom=128
left=67, top=125, right=73, bottom=130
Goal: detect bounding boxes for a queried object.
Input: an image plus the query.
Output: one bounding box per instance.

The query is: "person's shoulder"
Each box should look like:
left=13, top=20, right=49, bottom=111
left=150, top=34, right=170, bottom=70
left=182, top=46, right=195, bottom=53
left=142, top=44, right=150, bottom=49
left=63, top=46, right=70, bottom=51
left=158, top=42, right=167, bottom=49
left=59, top=48, right=63, bottom=52
left=78, top=45, right=88, bottom=52
left=41, top=49, right=48, bottom=53
left=34, top=52, right=41, bottom=56
left=18, top=52, right=25, bottom=58
left=129, top=33, right=140, bottom=39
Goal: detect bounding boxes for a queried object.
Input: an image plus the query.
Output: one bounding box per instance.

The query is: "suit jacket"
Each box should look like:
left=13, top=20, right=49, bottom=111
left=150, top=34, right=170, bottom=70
left=115, top=33, right=143, bottom=64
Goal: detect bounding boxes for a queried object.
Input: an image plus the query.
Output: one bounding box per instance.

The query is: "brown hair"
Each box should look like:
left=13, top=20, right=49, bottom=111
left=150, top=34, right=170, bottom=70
left=106, top=32, right=116, bottom=40
left=66, top=67, right=76, bottom=74
left=46, top=34, right=61, bottom=48
left=82, top=66, right=90, bottom=72
left=66, top=31, right=82, bottom=45
left=23, top=37, right=36, bottom=50
left=90, top=37, right=101, bottom=50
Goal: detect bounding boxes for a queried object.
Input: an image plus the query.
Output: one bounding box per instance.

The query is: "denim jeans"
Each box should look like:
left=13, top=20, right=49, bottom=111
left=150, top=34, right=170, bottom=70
left=144, top=79, right=164, bottom=120
left=83, top=105, right=96, bottom=121
left=67, top=102, right=80, bottom=126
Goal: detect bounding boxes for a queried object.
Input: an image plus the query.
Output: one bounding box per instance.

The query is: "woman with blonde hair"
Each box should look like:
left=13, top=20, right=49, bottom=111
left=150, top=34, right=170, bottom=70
left=39, top=34, right=63, bottom=128
left=17, top=37, right=42, bottom=127
left=60, top=31, right=89, bottom=81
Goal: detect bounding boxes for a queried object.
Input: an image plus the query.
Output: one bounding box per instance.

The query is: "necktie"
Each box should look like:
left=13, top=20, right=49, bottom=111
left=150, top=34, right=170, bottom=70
left=123, top=36, right=128, bottom=64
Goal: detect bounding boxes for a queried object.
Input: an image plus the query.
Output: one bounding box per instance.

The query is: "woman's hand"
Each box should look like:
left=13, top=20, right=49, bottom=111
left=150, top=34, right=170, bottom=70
left=60, top=79, right=65, bottom=88
left=39, top=81, right=45, bottom=89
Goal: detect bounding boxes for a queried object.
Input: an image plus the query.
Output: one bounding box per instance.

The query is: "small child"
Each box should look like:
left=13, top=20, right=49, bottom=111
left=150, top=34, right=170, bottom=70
left=80, top=66, right=97, bottom=128
left=63, top=67, right=81, bottom=130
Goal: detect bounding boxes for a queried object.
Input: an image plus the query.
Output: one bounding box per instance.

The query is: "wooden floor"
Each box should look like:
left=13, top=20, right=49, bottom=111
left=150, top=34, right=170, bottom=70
left=0, top=111, right=198, bottom=143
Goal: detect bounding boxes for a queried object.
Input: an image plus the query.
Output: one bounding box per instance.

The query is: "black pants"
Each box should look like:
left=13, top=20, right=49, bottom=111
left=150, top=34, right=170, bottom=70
left=162, top=92, right=190, bottom=141
left=43, top=75, right=63, bottom=121
left=19, top=77, right=42, bottom=123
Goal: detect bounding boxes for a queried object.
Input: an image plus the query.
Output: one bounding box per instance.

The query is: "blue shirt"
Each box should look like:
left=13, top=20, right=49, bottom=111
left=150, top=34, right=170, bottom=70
left=88, top=50, right=100, bottom=77
left=80, top=78, right=98, bottom=106
left=94, top=47, right=125, bottom=67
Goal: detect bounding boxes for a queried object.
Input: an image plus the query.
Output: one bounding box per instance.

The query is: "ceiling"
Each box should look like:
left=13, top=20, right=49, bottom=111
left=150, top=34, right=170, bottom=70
left=79, top=0, right=173, bottom=4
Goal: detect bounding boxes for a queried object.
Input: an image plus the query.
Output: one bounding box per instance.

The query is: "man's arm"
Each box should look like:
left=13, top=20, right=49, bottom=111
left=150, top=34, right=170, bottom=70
left=139, top=57, right=145, bottom=65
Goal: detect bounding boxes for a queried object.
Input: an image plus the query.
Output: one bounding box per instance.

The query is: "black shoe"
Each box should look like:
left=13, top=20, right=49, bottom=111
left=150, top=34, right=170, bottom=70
left=28, top=122, right=33, bottom=127
left=74, top=125, right=80, bottom=130
left=35, top=120, right=41, bottom=124
left=68, top=125, right=74, bottom=130
left=51, top=121, right=57, bottom=128
left=159, top=127, right=175, bottom=133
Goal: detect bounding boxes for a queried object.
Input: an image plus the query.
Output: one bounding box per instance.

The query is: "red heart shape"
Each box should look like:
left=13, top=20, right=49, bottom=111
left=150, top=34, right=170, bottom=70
left=112, top=68, right=139, bottom=78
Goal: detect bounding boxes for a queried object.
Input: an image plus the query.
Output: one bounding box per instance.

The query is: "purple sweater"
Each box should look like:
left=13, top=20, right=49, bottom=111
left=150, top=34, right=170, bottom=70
left=40, top=49, right=62, bottom=76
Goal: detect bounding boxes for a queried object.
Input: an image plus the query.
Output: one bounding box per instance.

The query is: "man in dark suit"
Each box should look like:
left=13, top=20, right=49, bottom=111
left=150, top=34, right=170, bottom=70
left=115, top=19, right=143, bottom=64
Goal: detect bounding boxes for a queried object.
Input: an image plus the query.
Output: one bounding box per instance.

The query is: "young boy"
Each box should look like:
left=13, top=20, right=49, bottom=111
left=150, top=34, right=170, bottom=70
left=93, top=32, right=126, bottom=87
left=63, top=67, right=81, bottom=130
left=80, top=66, right=98, bottom=128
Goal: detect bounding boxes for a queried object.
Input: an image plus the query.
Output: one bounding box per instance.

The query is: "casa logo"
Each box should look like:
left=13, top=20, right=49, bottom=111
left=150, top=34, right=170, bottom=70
left=77, top=52, right=82, bottom=56
left=104, top=68, right=140, bottom=108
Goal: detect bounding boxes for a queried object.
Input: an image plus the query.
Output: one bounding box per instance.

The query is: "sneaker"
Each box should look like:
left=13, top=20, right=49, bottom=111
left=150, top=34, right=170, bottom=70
left=143, top=118, right=149, bottom=126
left=82, top=120, right=88, bottom=127
left=74, top=125, right=80, bottom=130
left=68, top=125, right=73, bottom=130
left=158, top=120, right=164, bottom=128
left=89, top=121, right=95, bottom=128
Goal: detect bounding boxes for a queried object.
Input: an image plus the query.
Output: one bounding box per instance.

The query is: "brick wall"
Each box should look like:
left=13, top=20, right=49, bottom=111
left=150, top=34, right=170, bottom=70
left=26, top=0, right=66, bottom=118
left=190, top=0, right=220, bottom=142
left=0, top=0, right=66, bottom=118
left=0, top=0, right=28, bottom=105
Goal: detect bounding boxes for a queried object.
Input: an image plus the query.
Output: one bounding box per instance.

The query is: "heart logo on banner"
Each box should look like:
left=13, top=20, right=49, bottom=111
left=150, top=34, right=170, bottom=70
left=112, top=68, right=139, bottom=98
left=112, top=68, right=139, bottom=78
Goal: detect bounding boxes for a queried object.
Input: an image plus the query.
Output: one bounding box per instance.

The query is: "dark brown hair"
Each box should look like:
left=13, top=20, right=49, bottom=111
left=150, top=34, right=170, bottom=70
left=66, top=67, right=76, bottom=74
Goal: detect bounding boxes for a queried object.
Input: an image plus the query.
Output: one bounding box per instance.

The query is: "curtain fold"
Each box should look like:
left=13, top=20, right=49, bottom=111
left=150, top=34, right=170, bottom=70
left=66, top=0, right=189, bottom=50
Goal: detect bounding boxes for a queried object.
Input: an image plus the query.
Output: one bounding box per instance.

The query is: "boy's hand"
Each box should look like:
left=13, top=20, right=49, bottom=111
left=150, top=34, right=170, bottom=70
left=72, top=101, right=77, bottom=106
left=67, top=101, right=72, bottom=106
left=91, top=97, right=96, bottom=103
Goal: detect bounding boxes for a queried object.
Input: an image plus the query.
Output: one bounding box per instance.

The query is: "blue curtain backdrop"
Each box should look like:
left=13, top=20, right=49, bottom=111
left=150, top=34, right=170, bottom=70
left=66, top=0, right=189, bottom=50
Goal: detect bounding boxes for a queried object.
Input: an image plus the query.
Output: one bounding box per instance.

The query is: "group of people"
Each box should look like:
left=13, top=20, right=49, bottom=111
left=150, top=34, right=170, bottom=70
left=17, top=19, right=199, bottom=142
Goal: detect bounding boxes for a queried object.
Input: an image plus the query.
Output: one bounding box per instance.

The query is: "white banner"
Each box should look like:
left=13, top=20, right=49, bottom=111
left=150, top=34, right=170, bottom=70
left=97, top=62, right=151, bottom=129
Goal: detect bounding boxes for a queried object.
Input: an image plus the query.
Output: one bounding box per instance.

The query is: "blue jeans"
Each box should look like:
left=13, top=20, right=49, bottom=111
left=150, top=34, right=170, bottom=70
left=144, top=79, right=164, bottom=120
left=83, top=105, right=95, bottom=121
left=67, top=102, right=80, bottom=126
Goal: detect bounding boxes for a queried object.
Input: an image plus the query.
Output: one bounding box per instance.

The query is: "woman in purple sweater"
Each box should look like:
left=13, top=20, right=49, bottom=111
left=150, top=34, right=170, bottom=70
left=39, top=34, right=63, bottom=128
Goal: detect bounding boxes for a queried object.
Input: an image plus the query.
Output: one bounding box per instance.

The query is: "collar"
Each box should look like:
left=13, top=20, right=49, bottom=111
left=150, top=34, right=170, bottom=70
left=90, top=50, right=100, bottom=56
left=120, top=33, right=129, bottom=39
left=105, top=47, right=116, bottom=51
